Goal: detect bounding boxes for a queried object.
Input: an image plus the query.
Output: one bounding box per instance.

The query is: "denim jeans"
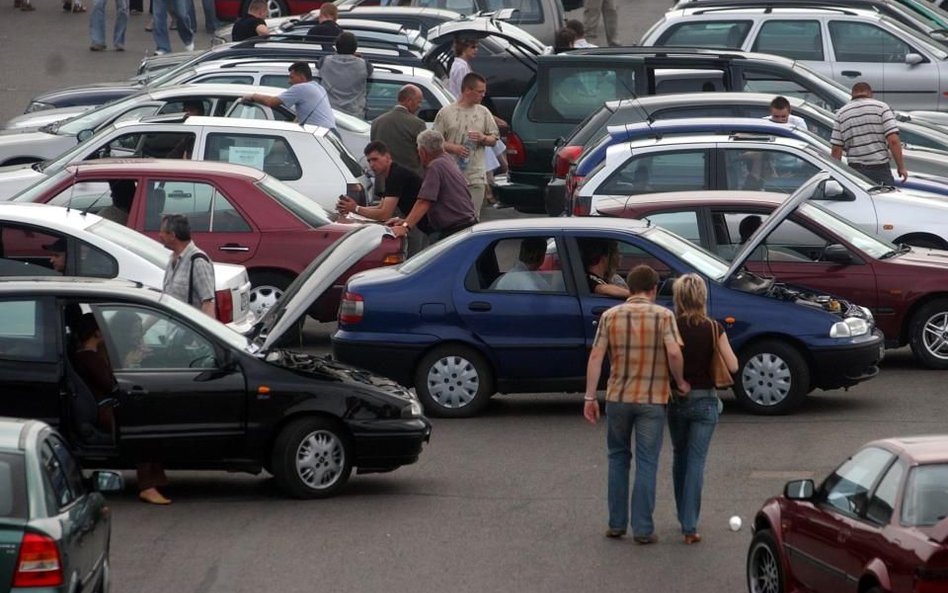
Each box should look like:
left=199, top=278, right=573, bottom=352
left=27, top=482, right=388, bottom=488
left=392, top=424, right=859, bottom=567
left=151, top=0, right=193, bottom=52
left=667, top=389, right=720, bottom=535
left=605, top=401, right=666, bottom=536
left=186, top=0, right=218, bottom=34
left=90, top=0, right=129, bottom=47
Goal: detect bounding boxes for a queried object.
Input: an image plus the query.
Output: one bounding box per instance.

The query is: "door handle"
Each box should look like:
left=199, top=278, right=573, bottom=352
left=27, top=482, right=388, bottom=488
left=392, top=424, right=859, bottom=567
left=841, top=70, right=862, bottom=78
left=128, top=386, right=148, bottom=398
left=219, top=244, right=250, bottom=252
left=468, top=301, right=491, bottom=312
left=592, top=306, right=609, bottom=315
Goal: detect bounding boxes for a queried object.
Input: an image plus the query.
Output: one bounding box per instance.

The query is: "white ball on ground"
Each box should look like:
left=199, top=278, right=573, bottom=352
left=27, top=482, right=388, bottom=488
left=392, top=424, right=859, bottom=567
left=729, top=515, right=743, bottom=531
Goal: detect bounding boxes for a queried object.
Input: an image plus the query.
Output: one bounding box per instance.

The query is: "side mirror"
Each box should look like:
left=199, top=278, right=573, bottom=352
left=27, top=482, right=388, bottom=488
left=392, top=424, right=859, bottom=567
left=77, top=129, right=94, bottom=143
left=783, top=478, right=815, bottom=500
left=905, top=53, right=925, bottom=66
left=91, top=470, right=124, bottom=492
left=823, top=243, right=852, bottom=264
left=815, top=179, right=850, bottom=201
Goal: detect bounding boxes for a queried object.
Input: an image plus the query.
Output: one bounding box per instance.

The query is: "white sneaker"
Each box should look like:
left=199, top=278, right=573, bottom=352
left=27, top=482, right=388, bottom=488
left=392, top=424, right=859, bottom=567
left=153, top=49, right=167, bottom=55
left=184, top=42, right=194, bottom=51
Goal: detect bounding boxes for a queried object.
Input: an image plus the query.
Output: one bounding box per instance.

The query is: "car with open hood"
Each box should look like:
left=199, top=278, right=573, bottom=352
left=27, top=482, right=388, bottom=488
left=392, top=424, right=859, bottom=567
left=0, top=225, right=430, bottom=499
left=333, top=173, right=883, bottom=417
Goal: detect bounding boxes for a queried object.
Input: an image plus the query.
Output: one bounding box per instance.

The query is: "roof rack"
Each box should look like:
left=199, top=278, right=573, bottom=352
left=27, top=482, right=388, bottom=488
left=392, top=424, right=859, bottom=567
left=688, top=3, right=862, bottom=16
left=229, top=34, right=423, bottom=57
left=559, top=46, right=752, bottom=59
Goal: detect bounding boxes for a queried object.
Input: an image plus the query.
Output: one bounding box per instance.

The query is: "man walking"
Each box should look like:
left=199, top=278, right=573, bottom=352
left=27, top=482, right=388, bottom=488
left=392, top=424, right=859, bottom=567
left=583, top=0, right=618, bottom=47
left=583, top=264, right=689, bottom=543
left=243, top=61, right=336, bottom=131
left=433, top=72, right=499, bottom=216
left=89, top=0, right=129, bottom=51
left=831, top=82, right=908, bottom=185
left=371, top=84, right=427, bottom=178
left=387, top=130, right=477, bottom=244
left=151, top=0, right=194, bottom=54
left=157, top=214, right=216, bottom=317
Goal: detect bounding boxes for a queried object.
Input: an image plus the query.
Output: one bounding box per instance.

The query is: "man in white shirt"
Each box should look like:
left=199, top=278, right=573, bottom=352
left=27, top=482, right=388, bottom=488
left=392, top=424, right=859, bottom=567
left=765, top=96, right=808, bottom=130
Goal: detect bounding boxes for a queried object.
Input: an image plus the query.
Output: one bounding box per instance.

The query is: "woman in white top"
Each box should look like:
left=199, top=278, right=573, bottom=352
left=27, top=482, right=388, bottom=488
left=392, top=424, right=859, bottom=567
left=448, top=38, right=478, bottom=98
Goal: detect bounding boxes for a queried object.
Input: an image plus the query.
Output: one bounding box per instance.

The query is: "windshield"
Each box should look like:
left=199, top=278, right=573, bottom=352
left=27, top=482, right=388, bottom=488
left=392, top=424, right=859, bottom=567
left=87, top=218, right=171, bottom=268
left=41, top=123, right=118, bottom=175
left=57, top=93, right=147, bottom=136
left=901, top=463, right=948, bottom=527
left=800, top=144, right=878, bottom=187
left=11, top=169, right=71, bottom=203
left=882, top=15, right=948, bottom=57
left=642, top=225, right=730, bottom=280
left=147, top=66, right=199, bottom=88
left=256, top=176, right=334, bottom=228
left=797, top=202, right=895, bottom=259
left=155, top=289, right=253, bottom=350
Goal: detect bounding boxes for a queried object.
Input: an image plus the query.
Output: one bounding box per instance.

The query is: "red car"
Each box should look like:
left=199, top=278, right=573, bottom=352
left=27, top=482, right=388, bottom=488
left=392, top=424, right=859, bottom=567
left=215, top=0, right=322, bottom=20
left=748, top=435, right=948, bottom=593
left=14, top=159, right=404, bottom=321
left=597, top=191, right=948, bottom=370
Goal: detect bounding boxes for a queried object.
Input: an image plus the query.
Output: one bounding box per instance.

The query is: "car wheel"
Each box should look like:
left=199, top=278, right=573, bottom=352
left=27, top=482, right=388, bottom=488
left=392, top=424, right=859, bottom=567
left=248, top=271, right=292, bottom=319
left=271, top=417, right=353, bottom=499
left=747, top=529, right=784, bottom=593
left=414, top=345, right=493, bottom=418
left=240, top=0, right=286, bottom=18
left=733, top=340, right=808, bottom=415
left=909, top=299, right=948, bottom=369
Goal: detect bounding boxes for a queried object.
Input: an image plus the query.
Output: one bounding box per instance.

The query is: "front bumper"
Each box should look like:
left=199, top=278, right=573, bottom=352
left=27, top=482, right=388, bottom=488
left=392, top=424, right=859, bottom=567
left=350, top=417, right=432, bottom=473
left=809, top=329, right=884, bottom=390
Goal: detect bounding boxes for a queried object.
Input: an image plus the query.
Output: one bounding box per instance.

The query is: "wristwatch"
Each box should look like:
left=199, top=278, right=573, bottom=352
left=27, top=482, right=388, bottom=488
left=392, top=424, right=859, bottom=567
left=401, top=221, right=411, bottom=230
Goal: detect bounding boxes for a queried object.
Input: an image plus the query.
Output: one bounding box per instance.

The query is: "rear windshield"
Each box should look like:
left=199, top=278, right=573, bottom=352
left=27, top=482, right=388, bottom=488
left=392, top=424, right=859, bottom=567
left=902, top=463, right=948, bottom=527
left=322, top=133, right=365, bottom=179
left=256, top=176, right=333, bottom=228
left=0, top=452, right=27, bottom=519
left=531, top=64, right=637, bottom=123
left=655, top=21, right=752, bottom=48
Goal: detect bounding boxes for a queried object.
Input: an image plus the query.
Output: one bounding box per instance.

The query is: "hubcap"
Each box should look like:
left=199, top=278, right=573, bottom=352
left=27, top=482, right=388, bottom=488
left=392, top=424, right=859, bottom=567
left=748, top=542, right=780, bottom=593
left=295, top=430, right=344, bottom=490
left=741, top=353, right=792, bottom=407
left=921, top=311, right=948, bottom=361
left=266, top=0, right=282, bottom=18
left=426, top=355, right=479, bottom=409
left=249, top=284, right=283, bottom=319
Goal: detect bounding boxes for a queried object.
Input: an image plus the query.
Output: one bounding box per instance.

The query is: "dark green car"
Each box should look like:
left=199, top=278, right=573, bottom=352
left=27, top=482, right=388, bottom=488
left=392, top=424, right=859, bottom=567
left=0, top=418, right=122, bottom=593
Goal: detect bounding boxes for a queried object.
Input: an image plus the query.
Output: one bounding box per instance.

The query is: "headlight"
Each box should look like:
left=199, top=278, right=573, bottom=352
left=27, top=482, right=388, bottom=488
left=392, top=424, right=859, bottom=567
left=830, top=317, right=869, bottom=338
left=401, top=399, right=424, bottom=418
left=25, top=101, right=54, bottom=113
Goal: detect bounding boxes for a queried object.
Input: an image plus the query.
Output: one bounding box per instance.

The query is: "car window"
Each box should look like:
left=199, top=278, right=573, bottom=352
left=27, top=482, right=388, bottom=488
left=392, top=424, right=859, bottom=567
left=576, top=236, right=672, bottom=291
left=482, top=0, right=542, bottom=22
left=204, top=133, right=303, bottom=181
left=225, top=102, right=270, bottom=120
left=0, top=298, right=54, bottom=361
left=741, top=104, right=833, bottom=141
left=40, top=439, right=78, bottom=510
left=820, top=446, right=894, bottom=517
left=656, top=21, right=752, bottom=48
left=898, top=127, right=946, bottom=150
left=0, top=452, right=27, bottom=519
left=866, top=459, right=905, bottom=525
left=720, top=211, right=824, bottom=262
left=193, top=74, right=255, bottom=85
left=261, top=74, right=291, bottom=88
left=99, top=305, right=220, bottom=370
left=143, top=179, right=250, bottom=232
left=158, top=99, right=211, bottom=116
left=643, top=211, right=700, bottom=243
left=752, top=20, right=824, bottom=61
left=723, top=148, right=820, bottom=193
left=597, top=150, right=709, bottom=195
left=902, top=463, right=948, bottom=526
left=114, top=104, right=162, bottom=125
left=256, top=176, right=333, bottom=228
left=322, top=133, right=365, bottom=179
left=653, top=67, right=727, bottom=94
left=84, top=131, right=196, bottom=161
left=532, top=66, right=637, bottom=123
left=740, top=67, right=837, bottom=111
left=364, top=79, right=439, bottom=121
left=48, top=435, right=85, bottom=498
left=474, top=237, right=566, bottom=293
left=829, top=21, right=914, bottom=62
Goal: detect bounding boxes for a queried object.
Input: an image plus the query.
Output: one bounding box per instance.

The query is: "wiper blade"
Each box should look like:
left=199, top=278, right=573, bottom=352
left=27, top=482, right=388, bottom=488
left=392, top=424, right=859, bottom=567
left=867, top=183, right=896, bottom=193
left=880, top=243, right=912, bottom=259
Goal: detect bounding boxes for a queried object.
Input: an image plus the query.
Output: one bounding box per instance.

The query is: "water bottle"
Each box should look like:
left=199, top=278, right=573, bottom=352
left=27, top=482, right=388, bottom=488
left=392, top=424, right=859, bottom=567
left=458, top=135, right=476, bottom=171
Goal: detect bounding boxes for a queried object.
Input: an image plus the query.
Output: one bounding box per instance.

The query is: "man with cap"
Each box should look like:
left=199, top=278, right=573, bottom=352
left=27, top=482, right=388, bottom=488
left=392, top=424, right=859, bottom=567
left=43, top=238, right=67, bottom=273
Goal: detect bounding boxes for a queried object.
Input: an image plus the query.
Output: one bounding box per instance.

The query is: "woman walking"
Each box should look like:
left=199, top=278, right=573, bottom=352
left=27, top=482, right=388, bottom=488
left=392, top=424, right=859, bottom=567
left=669, top=274, right=738, bottom=544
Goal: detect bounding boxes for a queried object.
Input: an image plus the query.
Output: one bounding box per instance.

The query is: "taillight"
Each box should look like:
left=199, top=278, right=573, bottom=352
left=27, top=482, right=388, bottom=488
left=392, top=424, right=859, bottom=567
left=347, top=183, right=367, bottom=206
left=566, top=173, right=588, bottom=216
left=13, top=533, right=63, bottom=587
left=506, top=132, right=525, bottom=168
left=215, top=289, right=233, bottom=324
left=338, top=292, right=364, bottom=325
left=553, top=145, right=583, bottom=179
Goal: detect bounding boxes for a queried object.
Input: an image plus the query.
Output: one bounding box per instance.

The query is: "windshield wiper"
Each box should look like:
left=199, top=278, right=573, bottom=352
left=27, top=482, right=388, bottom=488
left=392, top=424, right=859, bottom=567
left=880, top=243, right=912, bottom=259
left=867, top=183, right=896, bottom=193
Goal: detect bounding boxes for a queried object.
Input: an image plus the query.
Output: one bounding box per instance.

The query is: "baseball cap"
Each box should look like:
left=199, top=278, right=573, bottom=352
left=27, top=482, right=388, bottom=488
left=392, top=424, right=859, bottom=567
left=42, top=238, right=66, bottom=253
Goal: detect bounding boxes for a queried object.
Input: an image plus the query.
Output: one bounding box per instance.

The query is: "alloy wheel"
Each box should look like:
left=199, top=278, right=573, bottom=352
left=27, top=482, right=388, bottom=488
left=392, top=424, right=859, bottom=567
left=748, top=540, right=780, bottom=593
left=295, top=430, right=345, bottom=490
left=921, top=311, right=948, bottom=361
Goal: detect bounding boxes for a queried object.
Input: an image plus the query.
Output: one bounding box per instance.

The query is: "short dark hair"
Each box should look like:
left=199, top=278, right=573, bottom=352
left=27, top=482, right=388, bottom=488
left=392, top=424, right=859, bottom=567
left=182, top=100, right=205, bottom=116
left=554, top=27, right=576, bottom=53
left=364, top=140, right=390, bottom=156
left=76, top=312, right=100, bottom=343
left=108, top=179, right=136, bottom=209
left=769, top=96, right=791, bottom=111
left=160, top=214, right=191, bottom=241
left=453, top=37, right=477, bottom=57
left=625, top=265, right=659, bottom=293
left=851, top=81, right=873, bottom=97
left=564, top=19, right=585, bottom=37
left=335, top=31, right=357, bottom=54
left=580, top=238, right=611, bottom=269
left=289, top=61, right=313, bottom=80
left=247, top=0, right=266, bottom=11
left=461, top=72, right=486, bottom=91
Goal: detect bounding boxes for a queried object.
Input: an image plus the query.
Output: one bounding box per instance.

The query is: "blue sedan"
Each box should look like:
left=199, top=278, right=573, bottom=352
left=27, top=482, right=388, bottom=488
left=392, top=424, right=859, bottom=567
left=333, top=175, right=884, bottom=418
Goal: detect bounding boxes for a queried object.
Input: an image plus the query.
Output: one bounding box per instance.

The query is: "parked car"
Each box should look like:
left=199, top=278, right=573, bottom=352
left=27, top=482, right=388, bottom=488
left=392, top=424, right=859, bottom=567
left=0, top=203, right=254, bottom=333
left=0, top=115, right=370, bottom=212
left=0, top=227, right=431, bottom=498
left=0, top=418, right=123, bottom=593
left=642, top=5, right=948, bottom=110
left=747, top=434, right=948, bottom=593
left=598, top=190, right=948, bottom=369
left=500, top=47, right=852, bottom=214
left=571, top=130, right=948, bottom=249
left=12, top=159, right=405, bottom=321
left=333, top=174, right=883, bottom=417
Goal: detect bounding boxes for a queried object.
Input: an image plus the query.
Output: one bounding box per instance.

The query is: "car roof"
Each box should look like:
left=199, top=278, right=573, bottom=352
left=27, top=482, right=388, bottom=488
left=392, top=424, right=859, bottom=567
left=147, top=83, right=284, bottom=98
left=0, top=418, right=40, bottom=453
left=62, top=158, right=268, bottom=180
left=470, top=216, right=650, bottom=234
left=673, top=4, right=882, bottom=16
left=869, top=435, right=948, bottom=465
left=608, top=91, right=809, bottom=112
left=0, top=276, right=147, bottom=294
left=545, top=46, right=797, bottom=66
left=338, top=5, right=462, bottom=19
left=619, top=131, right=812, bottom=150
left=192, top=58, right=436, bottom=80
left=601, top=191, right=787, bottom=215
left=110, top=114, right=332, bottom=136
left=0, top=202, right=103, bottom=231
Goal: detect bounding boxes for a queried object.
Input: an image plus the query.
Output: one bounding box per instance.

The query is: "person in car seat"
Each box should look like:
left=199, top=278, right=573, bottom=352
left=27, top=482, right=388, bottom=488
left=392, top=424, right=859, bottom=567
left=43, top=238, right=67, bottom=273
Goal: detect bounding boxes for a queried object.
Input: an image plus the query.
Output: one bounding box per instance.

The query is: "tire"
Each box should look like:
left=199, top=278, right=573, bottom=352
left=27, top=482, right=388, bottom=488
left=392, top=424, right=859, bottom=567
left=747, top=529, right=785, bottom=593
left=414, top=345, right=494, bottom=418
left=248, top=271, right=292, bottom=319
left=271, top=417, right=353, bottom=499
left=733, top=340, right=808, bottom=415
left=909, top=298, right=948, bottom=369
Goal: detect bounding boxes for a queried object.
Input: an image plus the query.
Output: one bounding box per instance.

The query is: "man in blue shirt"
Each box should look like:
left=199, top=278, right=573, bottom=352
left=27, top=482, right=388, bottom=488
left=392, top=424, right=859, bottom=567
left=242, top=61, right=336, bottom=131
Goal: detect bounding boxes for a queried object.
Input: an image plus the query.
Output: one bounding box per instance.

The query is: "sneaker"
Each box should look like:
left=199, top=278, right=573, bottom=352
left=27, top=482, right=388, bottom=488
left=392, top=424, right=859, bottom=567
left=633, top=534, right=659, bottom=545
left=89, top=43, right=107, bottom=51
left=114, top=44, right=124, bottom=51
left=605, top=528, right=626, bottom=539
left=153, top=49, right=167, bottom=56
left=184, top=42, right=194, bottom=51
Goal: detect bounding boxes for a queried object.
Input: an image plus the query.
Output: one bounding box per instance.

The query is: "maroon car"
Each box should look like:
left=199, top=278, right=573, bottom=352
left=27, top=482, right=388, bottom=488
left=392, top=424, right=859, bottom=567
left=748, top=435, right=948, bottom=593
left=14, top=159, right=405, bottom=321
left=597, top=191, right=948, bottom=370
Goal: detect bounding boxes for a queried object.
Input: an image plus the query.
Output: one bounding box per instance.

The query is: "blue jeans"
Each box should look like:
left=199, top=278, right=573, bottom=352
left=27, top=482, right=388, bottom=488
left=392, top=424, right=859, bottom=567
left=186, top=0, right=218, bottom=34
left=605, top=401, right=665, bottom=536
left=90, top=0, right=129, bottom=47
left=151, top=0, right=193, bottom=52
left=667, top=390, right=719, bottom=535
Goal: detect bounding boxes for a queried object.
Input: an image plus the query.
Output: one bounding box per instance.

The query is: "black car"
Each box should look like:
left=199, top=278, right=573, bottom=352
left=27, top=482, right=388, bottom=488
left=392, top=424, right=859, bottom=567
left=0, top=225, right=431, bottom=499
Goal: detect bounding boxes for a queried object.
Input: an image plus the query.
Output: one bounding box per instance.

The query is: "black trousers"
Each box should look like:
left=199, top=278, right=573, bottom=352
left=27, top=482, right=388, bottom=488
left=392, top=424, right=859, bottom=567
left=850, top=162, right=895, bottom=185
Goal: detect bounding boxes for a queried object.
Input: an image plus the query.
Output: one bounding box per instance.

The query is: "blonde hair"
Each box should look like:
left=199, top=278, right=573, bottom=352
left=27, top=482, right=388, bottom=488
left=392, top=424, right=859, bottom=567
left=673, top=273, right=709, bottom=326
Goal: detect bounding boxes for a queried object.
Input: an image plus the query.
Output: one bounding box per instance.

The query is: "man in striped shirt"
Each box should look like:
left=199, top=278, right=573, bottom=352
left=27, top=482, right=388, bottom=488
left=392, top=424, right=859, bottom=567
left=583, top=264, right=689, bottom=544
left=830, top=82, right=908, bottom=185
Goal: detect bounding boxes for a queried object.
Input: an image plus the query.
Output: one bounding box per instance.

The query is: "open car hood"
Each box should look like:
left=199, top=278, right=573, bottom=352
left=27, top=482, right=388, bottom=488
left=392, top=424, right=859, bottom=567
left=425, top=17, right=547, bottom=55
left=724, top=172, right=830, bottom=283
left=252, top=224, right=396, bottom=352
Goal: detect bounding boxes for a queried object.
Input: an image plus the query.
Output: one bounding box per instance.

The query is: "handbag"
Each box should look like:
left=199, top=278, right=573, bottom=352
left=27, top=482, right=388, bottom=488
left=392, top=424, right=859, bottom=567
left=710, top=321, right=734, bottom=389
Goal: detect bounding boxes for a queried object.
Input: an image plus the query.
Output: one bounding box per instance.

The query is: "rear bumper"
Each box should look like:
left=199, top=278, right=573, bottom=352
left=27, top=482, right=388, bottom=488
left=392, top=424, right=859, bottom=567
left=810, top=330, right=884, bottom=390
left=350, top=417, right=432, bottom=472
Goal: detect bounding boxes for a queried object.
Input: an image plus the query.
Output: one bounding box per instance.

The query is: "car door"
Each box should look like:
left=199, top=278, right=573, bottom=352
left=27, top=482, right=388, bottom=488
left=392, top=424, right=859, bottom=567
left=454, top=234, right=587, bottom=387
left=0, top=297, right=60, bottom=428
left=94, top=303, right=248, bottom=463
left=749, top=19, right=830, bottom=79
left=138, top=176, right=261, bottom=266
left=827, top=19, right=941, bottom=110
left=593, top=148, right=712, bottom=198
